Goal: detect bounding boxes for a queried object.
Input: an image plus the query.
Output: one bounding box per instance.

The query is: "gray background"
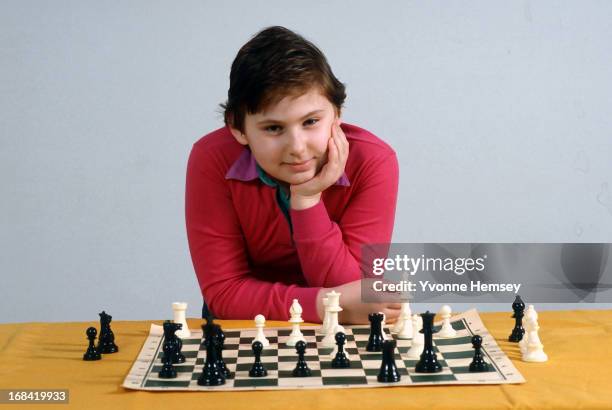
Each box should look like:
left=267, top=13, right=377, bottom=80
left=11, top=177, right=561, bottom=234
left=1, top=1, right=611, bottom=323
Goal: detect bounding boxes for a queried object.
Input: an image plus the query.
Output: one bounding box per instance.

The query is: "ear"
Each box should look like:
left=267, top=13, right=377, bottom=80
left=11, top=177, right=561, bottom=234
left=228, top=125, right=249, bottom=146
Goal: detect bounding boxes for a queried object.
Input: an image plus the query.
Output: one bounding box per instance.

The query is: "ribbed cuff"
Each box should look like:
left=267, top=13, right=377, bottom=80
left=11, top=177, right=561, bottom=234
left=286, top=286, right=322, bottom=324
left=290, top=201, right=333, bottom=241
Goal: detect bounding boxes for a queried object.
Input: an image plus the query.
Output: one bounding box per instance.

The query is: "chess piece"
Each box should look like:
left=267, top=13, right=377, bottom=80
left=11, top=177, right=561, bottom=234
left=158, top=339, right=177, bottom=378
left=215, top=326, right=230, bottom=378
left=286, top=299, right=306, bottom=347
left=468, top=335, right=489, bottom=372
left=331, top=332, right=350, bottom=368
left=83, top=327, right=101, bottom=361
left=509, top=295, right=525, bottom=342
left=394, top=302, right=412, bottom=337
left=321, top=291, right=344, bottom=347
left=520, top=305, right=537, bottom=355
left=415, top=311, right=442, bottom=373
left=320, top=297, right=330, bottom=335
left=197, top=323, right=225, bottom=386
left=366, top=312, right=384, bottom=352
left=162, top=321, right=185, bottom=364
left=172, top=302, right=191, bottom=338
left=378, top=340, right=401, bottom=382
left=437, top=305, right=457, bottom=338
left=406, top=314, right=424, bottom=359
left=253, top=314, right=270, bottom=348
left=97, top=311, right=118, bottom=354
left=381, top=313, right=391, bottom=340
left=249, top=341, right=268, bottom=377
left=523, top=316, right=548, bottom=362
left=292, top=340, right=312, bottom=377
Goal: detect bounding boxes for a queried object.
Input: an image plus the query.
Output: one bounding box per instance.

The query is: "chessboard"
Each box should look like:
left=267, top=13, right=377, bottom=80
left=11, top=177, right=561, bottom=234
left=122, top=309, right=525, bottom=391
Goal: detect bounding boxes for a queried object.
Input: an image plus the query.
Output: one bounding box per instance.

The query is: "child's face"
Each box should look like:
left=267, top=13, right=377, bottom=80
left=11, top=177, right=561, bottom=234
left=231, top=88, right=338, bottom=186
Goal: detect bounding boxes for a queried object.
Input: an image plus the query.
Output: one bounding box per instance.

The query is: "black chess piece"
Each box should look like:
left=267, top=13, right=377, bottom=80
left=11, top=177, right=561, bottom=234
left=215, top=327, right=230, bottom=378
left=366, top=312, right=384, bottom=352
left=83, top=327, right=101, bottom=361
left=158, top=338, right=177, bottom=378
left=292, top=340, right=312, bottom=377
left=97, top=311, right=118, bottom=354
left=509, top=295, right=525, bottom=342
left=331, top=332, right=350, bottom=369
left=377, top=339, right=401, bottom=382
left=415, top=311, right=442, bottom=373
left=469, top=335, right=490, bottom=372
left=197, top=323, right=225, bottom=386
left=162, top=321, right=185, bottom=364
left=249, top=341, right=268, bottom=377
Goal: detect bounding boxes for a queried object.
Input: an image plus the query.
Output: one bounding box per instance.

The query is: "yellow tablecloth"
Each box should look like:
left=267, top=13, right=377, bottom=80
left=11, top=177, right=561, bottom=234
left=1, top=310, right=612, bottom=409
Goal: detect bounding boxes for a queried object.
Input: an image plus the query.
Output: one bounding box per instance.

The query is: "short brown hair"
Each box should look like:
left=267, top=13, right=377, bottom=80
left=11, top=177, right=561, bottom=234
left=221, top=26, right=346, bottom=133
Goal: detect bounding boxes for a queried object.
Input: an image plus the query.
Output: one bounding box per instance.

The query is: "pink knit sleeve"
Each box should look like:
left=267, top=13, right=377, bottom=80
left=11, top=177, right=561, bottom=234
left=290, top=152, right=399, bottom=288
left=185, top=144, right=321, bottom=322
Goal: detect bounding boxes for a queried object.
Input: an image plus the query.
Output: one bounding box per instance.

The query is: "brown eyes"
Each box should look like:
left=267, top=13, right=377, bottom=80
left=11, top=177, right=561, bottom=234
left=264, top=119, right=319, bottom=134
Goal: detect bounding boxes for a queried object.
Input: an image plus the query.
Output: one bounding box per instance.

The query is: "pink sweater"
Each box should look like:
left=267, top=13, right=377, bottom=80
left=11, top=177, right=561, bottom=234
left=185, top=123, right=398, bottom=323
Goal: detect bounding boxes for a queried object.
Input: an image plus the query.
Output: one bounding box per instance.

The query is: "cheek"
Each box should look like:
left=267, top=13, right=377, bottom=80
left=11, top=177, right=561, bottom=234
left=310, top=129, right=331, bottom=154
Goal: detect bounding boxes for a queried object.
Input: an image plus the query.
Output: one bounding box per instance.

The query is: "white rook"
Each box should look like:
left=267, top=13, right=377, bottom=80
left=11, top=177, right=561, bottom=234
left=172, top=302, right=191, bottom=338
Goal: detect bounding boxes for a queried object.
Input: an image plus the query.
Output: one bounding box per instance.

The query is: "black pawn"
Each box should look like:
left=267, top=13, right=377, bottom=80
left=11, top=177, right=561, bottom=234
left=158, top=340, right=177, bottom=378
left=377, top=339, right=401, bottom=383
left=249, top=341, right=268, bottom=377
left=215, top=328, right=230, bottom=378
left=331, top=332, right=350, bottom=369
left=469, top=335, right=490, bottom=372
left=97, top=311, right=118, bottom=354
left=83, top=327, right=101, bottom=361
left=366, top=312, right=384, bottom=352
left=509, top=295, right=525, bottom=342
left=415, top=311, right=442, bottom=373
left=292, top=340, right=312, bottom=377
left=197, top=323, right=225, bottom=386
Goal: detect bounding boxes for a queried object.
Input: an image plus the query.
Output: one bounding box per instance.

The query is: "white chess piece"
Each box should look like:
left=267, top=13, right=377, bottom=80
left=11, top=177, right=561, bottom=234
left=397, top=303, right=413, bottom=340
left=321, top=291, right=344, bottom=347
left=437, top=305, right=457, bottom=338
left=320, top=297, right=330, bottom=335
left=172, top=302, right=191, bottom=338
left=393, top=302, right=411, bottom=334
left=520, top=305, right=537, bottom=355
left=254, top=314, right=270, bottom=348
left=286, top=299, right=306, bottom=346
left=523, top=316, right=547, bottom=362
left=406, top=314, right=424, bottom=359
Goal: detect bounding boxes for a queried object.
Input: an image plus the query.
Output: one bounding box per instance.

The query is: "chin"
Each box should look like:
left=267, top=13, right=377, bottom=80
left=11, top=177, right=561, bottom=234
left=284, top=171, right=315, bottom=185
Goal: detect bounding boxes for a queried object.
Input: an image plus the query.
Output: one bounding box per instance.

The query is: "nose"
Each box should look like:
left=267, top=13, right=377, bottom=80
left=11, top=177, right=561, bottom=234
left=286, top=128, right=307, bottom=157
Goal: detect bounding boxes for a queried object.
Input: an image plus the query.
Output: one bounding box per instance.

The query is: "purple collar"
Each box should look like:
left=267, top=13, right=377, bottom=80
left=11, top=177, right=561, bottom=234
left=225, top=148, right=350, bottom=186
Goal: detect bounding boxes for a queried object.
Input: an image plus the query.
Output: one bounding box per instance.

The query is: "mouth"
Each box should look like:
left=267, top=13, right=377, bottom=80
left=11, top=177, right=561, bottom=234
left=284, top=158, right=314, bottom=172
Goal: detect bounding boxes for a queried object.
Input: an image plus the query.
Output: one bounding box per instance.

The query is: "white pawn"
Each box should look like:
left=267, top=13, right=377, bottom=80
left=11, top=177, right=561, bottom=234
left=406, top=314, right=424, bottom=359
left=172, top=302, right=191, bottom=338
left=523, top=316, right=548, bottom=362
left=320, top=297, right=330, bottom=335
left=254, top=314, right=270, bottom=348
left=393, top=302, right=411, bottom=334
left=397, top=304, right=413, bottom=340
left=286, top=299, right=306, bottom=347
left=520, top=305, right=537, bottom=355
left=437, top=305, right=457, bottom=338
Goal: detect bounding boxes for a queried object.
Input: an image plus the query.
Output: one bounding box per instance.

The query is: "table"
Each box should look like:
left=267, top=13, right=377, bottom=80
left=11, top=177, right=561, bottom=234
left=1, top=310, right=612, bottom=409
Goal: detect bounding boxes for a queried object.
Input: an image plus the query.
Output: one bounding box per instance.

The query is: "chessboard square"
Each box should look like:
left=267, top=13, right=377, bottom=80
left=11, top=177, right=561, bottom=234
left=278, top=369, right=322, bottom=378
left=239, top=336, right=279, bottom=345
left=403, top=359, right=448, bottom=369
left=433, top=320, right=466, bottom=332
left=301, top=328, right=316, bottom=336
left=454, top=371, right=503, bottom=382
left=234, top=378, right=279, bottom=388
left=351, top=328, right=371, bottom=335
left=277, top=361, right=320, bottom=372
left=360, top=358, right=383, bottom=369
left=278, top=354, right=318, bottom=362
left=238, top=349, right=278, bottom=358
left=224, top=330, right=241, bottom=338
left=436, top=343, right=473, bottom=354
left=364, top=367, right=409, bottom=377
left=157, top=350, right=198, bottom=360
left=322, top=376, right=368, bottom=386
left=144, top=379, right=191, bottom=388
left=151, top=364, right=195, bottom=374
left=182, top=338, right=202, bottom=346
left=434, top=336, right=473, bottom=346
left=320, top=367, right=365, bottom=378
left=195, top=357, right=237, bottom=366
left=440, top=350, right=474, bottom=360
left=236, top=362, right=279, bottom=372
left=320, top=360, right=363, bottom=370
left=409, top=373, right=457, bottom=383
left=451, top=365, right=496, bottom=374
left=223, top=344, right=240, bottom=353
